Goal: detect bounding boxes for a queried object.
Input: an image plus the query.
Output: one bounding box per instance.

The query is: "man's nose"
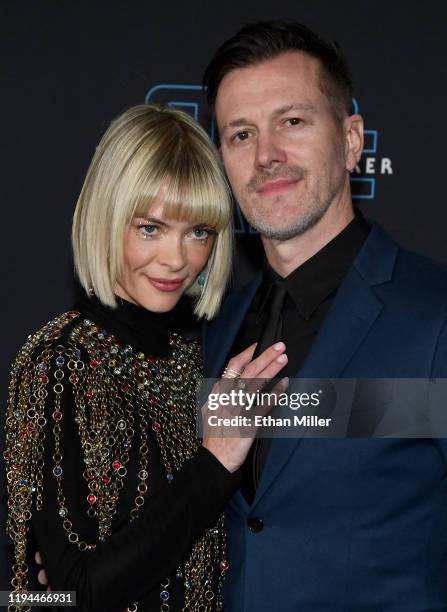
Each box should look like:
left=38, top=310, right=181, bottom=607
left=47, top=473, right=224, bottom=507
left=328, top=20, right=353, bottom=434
left=254, top=132, right=287, bottom=169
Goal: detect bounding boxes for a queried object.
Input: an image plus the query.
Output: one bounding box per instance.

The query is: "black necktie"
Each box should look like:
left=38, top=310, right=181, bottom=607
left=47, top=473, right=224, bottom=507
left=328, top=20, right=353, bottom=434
left=252, top=281, right=288, bottom=359
left=242, top=281, right=288, bottom=503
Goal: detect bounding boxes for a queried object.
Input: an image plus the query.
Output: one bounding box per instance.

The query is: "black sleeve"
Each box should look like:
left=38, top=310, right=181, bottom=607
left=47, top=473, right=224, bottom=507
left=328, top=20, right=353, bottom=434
left=32, top=446, right=240, bottom=612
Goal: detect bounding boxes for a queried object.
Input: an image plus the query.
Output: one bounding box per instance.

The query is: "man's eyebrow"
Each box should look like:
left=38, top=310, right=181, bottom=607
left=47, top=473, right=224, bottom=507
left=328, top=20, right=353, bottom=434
left=222, top=118, right=255, bottom=131
left=221, top=103, right=317, bottom=131
left=271, top=103, right=317, bottom=117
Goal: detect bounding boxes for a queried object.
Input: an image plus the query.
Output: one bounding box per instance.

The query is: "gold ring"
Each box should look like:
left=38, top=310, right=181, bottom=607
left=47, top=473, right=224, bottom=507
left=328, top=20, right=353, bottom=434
left=222, top=367, right=242, bottom=379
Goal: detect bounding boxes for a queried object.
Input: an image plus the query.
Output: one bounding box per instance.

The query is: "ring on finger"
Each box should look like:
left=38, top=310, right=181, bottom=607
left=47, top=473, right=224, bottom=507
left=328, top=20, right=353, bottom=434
left=222, top=367, right=242, bottom=379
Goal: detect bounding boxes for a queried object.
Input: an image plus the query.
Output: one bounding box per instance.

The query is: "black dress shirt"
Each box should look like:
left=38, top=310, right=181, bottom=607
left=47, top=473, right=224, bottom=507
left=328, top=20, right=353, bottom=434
left=231, top=213, right=371, bottom=501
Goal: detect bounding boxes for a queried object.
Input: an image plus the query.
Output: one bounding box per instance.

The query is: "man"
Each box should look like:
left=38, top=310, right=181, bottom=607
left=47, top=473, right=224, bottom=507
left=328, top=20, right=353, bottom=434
left=202, top=20, right=447, bottom=611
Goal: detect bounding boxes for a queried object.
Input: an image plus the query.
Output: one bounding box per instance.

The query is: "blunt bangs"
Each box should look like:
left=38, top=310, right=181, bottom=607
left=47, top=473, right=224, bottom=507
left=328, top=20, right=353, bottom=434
left=129, top=130, right=231, bottom=231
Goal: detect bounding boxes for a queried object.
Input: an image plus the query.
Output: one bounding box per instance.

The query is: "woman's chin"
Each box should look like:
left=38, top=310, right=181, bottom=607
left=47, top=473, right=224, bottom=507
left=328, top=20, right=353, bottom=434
left=134, top=293, right=183, bottom=313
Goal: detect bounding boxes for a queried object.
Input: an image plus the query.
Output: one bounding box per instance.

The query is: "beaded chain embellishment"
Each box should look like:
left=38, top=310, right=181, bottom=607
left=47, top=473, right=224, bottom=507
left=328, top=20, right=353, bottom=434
left=5, top=312, right=228, bottom=611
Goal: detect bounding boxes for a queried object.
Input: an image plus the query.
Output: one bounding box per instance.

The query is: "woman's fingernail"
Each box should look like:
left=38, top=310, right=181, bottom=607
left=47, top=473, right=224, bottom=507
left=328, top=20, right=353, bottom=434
left=273, top=342, right=285, bottom=351
left=277, top=354, right=287, bottom=363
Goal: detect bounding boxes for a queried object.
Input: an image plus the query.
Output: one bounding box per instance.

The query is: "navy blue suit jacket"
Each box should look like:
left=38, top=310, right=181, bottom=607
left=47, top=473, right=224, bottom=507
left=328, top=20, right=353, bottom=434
left=203, top=224, right=447, bottom=611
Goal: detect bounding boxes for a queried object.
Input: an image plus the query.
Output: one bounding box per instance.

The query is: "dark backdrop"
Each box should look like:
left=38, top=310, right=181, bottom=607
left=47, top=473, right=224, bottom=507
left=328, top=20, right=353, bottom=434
left=1, top=0, right=446, bottom=592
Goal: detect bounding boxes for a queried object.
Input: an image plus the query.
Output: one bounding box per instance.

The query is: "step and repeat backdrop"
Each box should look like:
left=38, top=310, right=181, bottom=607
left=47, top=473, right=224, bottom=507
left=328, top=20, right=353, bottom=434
left=1, top=0, right=446, bottom=590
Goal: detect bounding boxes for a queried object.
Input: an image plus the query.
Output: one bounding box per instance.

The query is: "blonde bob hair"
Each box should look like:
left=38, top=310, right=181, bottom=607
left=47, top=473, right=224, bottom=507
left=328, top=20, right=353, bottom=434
left=72, top=104, right=233, bottom=320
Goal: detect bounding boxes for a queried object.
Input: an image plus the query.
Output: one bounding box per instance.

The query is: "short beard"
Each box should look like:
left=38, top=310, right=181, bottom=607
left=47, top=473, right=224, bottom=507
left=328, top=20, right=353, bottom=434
left=246, top=178, right=339, bottom=241
left=243, top=164, right=341, bottom=241
left=249, top=196, right=329, bottom=240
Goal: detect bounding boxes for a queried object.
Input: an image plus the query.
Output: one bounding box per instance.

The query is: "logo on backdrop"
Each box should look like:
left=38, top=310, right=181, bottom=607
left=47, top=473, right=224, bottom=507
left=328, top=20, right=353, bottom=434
left=145, top=85, right=393, bottom=233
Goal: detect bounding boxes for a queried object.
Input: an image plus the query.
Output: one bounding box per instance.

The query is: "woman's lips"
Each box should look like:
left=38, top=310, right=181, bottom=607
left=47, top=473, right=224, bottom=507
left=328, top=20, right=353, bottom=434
left=146, top=277, right=186, bottom=292
left=256, top=178, right=299, bottom=195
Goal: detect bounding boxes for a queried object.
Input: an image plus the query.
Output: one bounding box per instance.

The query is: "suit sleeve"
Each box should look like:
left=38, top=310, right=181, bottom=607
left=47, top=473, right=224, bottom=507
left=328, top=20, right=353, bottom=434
left=430, top=312, right=447, bottom=464
left=431, top=313, right=447, bottom=377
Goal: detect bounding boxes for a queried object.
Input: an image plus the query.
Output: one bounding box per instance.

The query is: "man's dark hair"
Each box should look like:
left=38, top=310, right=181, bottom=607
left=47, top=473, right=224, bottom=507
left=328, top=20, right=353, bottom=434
left=203, top=20, right=354, bottom=121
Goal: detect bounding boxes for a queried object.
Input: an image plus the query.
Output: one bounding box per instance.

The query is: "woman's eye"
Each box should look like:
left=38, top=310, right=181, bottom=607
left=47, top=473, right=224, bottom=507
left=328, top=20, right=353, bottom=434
left=138, top=224, right=159, bottom=238
left=192, top=228, right=211, bottom=240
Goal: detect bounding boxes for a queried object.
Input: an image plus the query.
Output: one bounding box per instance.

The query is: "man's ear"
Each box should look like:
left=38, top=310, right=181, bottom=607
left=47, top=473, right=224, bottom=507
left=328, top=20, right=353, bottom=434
left=344, top=114, right=364, bottom=171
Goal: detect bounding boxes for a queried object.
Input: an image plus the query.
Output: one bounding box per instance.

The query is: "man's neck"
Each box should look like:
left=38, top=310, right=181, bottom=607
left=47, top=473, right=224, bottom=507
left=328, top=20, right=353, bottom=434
left=262, top=200, right=355, bottom=278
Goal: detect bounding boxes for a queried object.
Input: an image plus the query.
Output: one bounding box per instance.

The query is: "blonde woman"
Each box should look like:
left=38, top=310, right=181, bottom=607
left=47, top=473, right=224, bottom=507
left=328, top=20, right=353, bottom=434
left=4, top=105, right=287, bottom=612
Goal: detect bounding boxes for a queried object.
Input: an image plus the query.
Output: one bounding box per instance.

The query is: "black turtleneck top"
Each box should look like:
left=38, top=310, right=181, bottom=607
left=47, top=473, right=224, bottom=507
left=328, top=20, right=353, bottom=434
left=25, top=294, right=240, bottom=611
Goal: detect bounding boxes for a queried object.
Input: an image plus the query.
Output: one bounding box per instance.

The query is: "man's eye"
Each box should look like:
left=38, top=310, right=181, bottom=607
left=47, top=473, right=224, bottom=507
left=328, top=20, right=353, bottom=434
left=285, top=117, right=302, bottom=126
left=233, top=131, right=250, bottom=142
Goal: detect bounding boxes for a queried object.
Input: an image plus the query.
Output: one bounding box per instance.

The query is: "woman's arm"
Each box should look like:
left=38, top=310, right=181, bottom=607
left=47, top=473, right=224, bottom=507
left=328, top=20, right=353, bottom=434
left=12, top=334, right=286, bottom=611
left=32, top=446, right=239, bottom=612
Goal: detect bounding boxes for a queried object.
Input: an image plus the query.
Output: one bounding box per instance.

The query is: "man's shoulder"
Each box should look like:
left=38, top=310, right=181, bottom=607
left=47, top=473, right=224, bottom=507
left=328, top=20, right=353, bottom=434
left=393, top=244, right=447, bottom=302
left=362, top=222, right=447, bottom=298
left=396, top=245, right=447, bottom=279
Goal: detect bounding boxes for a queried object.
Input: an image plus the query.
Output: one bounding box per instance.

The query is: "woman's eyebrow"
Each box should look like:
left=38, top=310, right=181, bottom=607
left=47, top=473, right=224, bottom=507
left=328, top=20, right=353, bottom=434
left=137, top=215, right=168, bottom=226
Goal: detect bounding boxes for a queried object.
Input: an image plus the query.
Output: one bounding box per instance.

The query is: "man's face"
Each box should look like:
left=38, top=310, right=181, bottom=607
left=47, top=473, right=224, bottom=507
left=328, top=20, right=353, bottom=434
left=215, top=51, right=360, bottom=240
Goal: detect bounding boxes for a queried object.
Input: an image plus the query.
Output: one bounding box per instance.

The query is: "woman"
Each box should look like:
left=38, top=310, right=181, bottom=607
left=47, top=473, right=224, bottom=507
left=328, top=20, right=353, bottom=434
left=4, top=104, right=287, bottom=612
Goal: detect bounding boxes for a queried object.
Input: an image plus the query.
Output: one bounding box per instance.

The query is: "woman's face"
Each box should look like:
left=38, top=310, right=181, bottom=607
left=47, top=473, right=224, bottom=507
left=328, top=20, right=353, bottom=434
left=115, top=198, right=215, bottom=312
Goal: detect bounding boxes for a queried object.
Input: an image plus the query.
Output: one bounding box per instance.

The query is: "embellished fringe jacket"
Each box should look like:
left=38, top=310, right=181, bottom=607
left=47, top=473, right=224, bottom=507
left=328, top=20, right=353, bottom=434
left=5, top=294, right=240, bottom=612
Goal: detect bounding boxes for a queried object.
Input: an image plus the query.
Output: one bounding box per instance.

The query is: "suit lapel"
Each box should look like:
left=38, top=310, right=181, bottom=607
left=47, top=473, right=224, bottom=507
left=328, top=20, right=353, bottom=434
left=203, top=273, right=262, bottom=378
left=297, top=268, right=384, bottom=377
left=250, top=224, right=399, bottom=510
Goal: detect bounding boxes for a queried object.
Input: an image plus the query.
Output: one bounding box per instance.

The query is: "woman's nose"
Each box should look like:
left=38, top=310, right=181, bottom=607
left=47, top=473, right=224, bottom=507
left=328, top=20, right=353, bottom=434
left=157, top=237, right=186, bottom=271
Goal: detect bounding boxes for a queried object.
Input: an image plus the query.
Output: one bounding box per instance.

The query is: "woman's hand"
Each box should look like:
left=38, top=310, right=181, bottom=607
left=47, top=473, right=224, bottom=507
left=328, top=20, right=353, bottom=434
left=35, top=551, right=50, bottom=590
left=202, top=342, right=288, bottom=473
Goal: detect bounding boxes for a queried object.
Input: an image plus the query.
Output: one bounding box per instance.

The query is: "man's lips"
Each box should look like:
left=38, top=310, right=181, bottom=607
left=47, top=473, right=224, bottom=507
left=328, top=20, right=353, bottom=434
left=146, top=277, right=186, bottom=292
left=256, top=178, right=300, bottom=195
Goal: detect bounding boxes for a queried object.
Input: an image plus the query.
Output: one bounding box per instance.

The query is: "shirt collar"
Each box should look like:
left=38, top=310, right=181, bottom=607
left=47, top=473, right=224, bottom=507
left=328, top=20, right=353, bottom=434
left=260, top=212, right=371, bottom=320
